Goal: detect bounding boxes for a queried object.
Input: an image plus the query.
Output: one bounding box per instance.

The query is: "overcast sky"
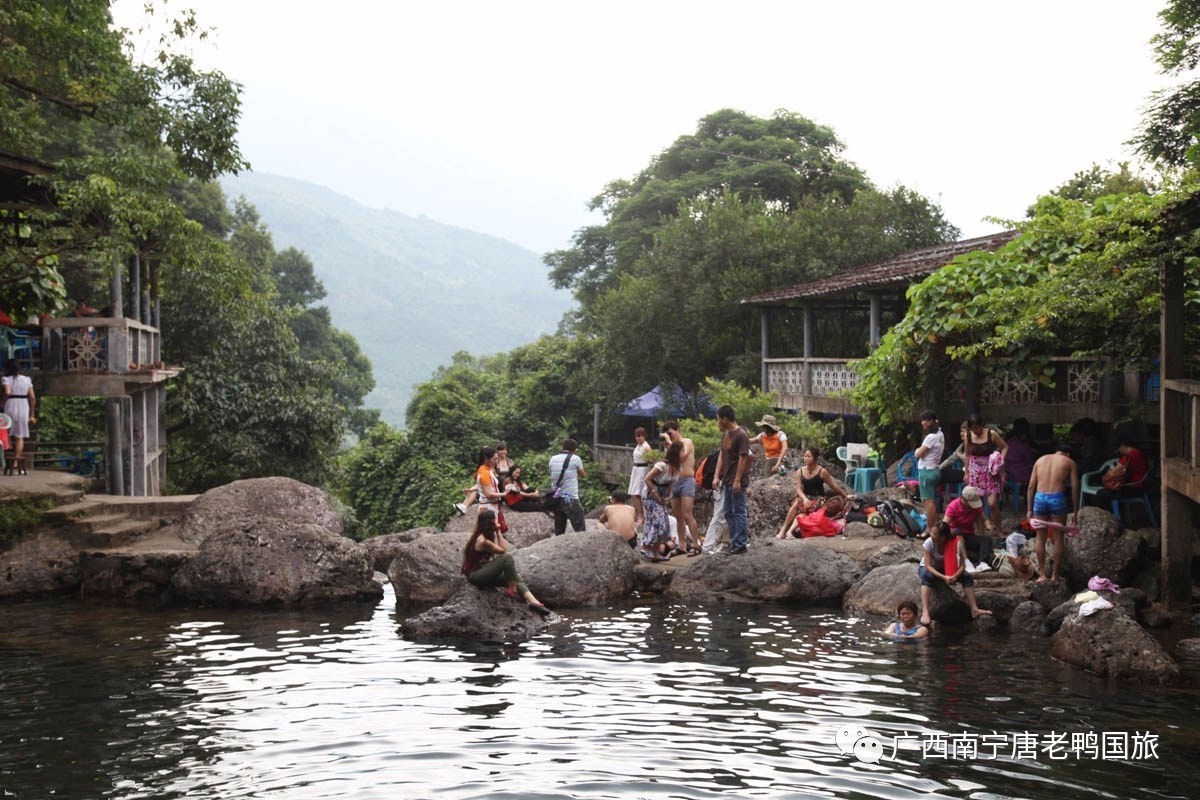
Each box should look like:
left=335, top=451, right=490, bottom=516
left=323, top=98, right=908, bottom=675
left=113, top=1, right=1167, bottom=254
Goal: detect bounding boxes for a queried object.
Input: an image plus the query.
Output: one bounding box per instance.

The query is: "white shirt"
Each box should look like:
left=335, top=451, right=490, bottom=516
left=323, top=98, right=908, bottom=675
left=918, top=431, right=944, bottom=470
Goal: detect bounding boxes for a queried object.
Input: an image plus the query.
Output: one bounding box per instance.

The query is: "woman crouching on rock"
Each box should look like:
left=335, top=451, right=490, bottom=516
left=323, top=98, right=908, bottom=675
left=462, top=509, right=550, bottom=615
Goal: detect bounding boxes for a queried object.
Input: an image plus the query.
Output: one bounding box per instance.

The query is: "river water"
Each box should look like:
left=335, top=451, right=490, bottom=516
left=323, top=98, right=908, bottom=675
left=2, top=585, right=1198, bottom=800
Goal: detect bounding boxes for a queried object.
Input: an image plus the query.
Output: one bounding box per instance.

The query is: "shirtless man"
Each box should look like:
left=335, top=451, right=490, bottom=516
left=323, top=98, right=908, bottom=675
left=1026, top=444, right=1080, bottom=584
left=598, top=490, right=638, bottom=548
left=663, top=420, right=700, bottom=552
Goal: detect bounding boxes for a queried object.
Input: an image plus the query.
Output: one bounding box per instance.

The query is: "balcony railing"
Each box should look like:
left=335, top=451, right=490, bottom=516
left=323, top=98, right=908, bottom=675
left=40, top=317, right=161, bottom=376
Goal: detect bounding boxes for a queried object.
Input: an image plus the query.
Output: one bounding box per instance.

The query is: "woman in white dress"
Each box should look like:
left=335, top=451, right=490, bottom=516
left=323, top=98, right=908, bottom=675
left=2, top=362, right=36, bottom=475
left=627, top=427, right=651, bottom=525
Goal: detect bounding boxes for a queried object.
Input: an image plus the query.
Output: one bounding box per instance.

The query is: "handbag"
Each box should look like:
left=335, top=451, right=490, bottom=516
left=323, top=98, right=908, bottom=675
left=543, top=459, right=570, bottom=511
left=1101, top=462, right=1126, bottom=491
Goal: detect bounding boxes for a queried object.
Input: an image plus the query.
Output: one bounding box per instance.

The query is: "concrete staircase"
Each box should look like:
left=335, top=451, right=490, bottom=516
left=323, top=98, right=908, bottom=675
left=44, top=494, right=198, bottom=550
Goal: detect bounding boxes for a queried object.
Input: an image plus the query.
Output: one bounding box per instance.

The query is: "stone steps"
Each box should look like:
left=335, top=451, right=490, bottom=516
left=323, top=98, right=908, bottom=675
left=43, top=492, right=196, bottom=551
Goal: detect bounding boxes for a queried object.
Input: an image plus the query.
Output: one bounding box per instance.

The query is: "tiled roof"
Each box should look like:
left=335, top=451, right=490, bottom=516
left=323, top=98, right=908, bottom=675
left=742, top=229, right=1020, bottom=306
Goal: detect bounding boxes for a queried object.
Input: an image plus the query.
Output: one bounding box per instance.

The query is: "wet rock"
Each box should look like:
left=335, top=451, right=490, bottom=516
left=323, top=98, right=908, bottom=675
left=1175, top=638, right=1200, bottom=660
left=1126, top=561, right=1162, bottom=603
left=1138, top=603, right=1173, bottom=629
left=1027, top=579, right=1072, bottom=612
left=171, top=518, right=381, bottom=607
left=179, top=477, right=342, bottom=544
left=0, top=532, right=81, bottom=600
left=1010, top=600, right=1048, bottom=635
left=923, top=579, right=975, bottom=626
left=516, top=531, right=637, bottom=607
left=401, top=583, right=559, bottom=643
left=1051, top=607, right=1180, bottom=684
left=633, top=562, right=672, bottom=594
left=1062, top=507, right=1143, bottom=591
left=387, top=530, right=472, bottom=606
left=79, top=549, right=190, bottom=607
left=363, top=527, right=435, bottom=573
left=866, top=540, right=923, bottom=570
left=666, top=539, right=862, bottom=604
left=843, top=564, right=922, bottom=616
left=974, top=588, right=1020, bottom=624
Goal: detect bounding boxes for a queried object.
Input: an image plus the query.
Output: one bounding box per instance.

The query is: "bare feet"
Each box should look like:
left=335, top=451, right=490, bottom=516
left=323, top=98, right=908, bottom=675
left=1036, top=576, right=1051, bottom=583
left=971, top=608, right=992, bottom=619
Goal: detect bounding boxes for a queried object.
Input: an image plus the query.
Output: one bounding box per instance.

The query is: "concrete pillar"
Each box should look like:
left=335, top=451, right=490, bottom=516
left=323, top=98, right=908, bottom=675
left=106, top=398, right=125, bottom=496
left=760, top=310, right=770, bottom=393
left=802, top=304, right=813, bottom=398
left=110, top=259, right=124, bottom=319
left=1161, top=257, right=1192, bottom=611
left=129, top=253, right=141, bottom=323
left=869, top=294, right=881, bottom=350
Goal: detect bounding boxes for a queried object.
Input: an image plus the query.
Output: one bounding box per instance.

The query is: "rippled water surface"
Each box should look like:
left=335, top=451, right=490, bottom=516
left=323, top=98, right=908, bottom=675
left=2, top=586, right=1199, bottom=799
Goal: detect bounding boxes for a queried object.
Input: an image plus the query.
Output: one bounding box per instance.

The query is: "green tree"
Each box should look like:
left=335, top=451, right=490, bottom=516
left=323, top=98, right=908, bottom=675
left=1134, top=0, right=1200, bottom=166
left=850, top=177, right=1200, bottom=442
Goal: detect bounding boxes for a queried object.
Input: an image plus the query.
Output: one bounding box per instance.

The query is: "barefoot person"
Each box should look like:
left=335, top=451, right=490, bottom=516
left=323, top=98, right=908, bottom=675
left=663, top=420, right=700, bottom=553
left=919, top=522, right=992, bottom=626
left=914, top=409, right=944, bottom=535
left=882, top=599, right=929, bottom=639
left=461, top=509, right=549, bottom=614
left=598, top=490, right=638, bottom=548
left=1026, top=444, right=1080, bottom=584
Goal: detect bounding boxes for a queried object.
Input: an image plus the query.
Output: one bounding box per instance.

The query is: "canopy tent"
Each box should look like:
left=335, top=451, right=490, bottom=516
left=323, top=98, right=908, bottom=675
left=621, top=385, right=716, bottom=419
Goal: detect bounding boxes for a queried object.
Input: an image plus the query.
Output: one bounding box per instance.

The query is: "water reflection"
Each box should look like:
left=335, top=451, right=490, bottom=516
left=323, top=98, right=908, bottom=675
left=0, top=590, right=1196, bottom=799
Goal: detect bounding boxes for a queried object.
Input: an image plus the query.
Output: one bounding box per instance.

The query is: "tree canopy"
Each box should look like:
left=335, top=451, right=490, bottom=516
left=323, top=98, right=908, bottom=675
left=1134, top=0, right=1200, bottom=167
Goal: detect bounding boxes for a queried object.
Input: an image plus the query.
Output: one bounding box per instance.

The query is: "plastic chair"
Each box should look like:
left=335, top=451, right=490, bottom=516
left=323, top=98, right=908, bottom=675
left=896, top=451, right=918, bottom=483
left=852, top=457, right=887, bottom=494
left=836, top=446, right=858, bottom=485
left=1111, top=462, right=1157, bottom=528
left=1006, top=480, right=1028, bottom=515
left=1080, top=458, right=1119, bottom=508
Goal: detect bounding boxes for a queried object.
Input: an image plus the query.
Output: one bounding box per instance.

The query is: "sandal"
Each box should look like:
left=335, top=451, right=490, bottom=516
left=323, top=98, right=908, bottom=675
left=667, top=547, right=686, bottom=559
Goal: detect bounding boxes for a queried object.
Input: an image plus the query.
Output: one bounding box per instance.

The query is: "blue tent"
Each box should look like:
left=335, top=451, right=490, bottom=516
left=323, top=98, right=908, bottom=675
left=621, top=385, right=715, bottom=418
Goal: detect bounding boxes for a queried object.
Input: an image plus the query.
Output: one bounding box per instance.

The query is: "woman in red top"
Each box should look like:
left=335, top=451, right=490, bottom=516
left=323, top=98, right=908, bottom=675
left=461, top=509, right=549, bottom=614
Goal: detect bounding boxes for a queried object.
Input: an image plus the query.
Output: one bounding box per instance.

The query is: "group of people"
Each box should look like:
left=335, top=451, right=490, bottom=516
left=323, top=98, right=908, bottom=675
left=615, top=406, right=754, bottom=560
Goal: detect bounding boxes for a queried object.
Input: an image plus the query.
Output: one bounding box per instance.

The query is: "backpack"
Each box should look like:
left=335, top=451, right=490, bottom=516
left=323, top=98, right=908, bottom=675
left=697, top=449, right=719, bottom=491
left=877, top=499, right=922, bottom=539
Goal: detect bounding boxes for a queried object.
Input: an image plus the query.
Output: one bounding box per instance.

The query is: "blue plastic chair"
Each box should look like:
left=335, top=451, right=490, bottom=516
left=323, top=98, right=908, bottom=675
left=1080, top=458, right=1119, bottom=508
left=896, top=451, right=918, bottom=483
left=1006, top=480, right=1028, bottom=515
left=1112, top=462, right=1158, bottom=528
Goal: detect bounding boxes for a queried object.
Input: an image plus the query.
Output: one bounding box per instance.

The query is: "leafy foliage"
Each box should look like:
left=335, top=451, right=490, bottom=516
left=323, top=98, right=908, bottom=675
left=1134, top=0, right=1200, bottom=166
left=850, top=176, right=1200, bottom=443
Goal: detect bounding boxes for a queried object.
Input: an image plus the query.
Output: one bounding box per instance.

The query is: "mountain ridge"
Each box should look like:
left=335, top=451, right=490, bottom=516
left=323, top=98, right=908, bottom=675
left=220, top=171, right=573, bottom=425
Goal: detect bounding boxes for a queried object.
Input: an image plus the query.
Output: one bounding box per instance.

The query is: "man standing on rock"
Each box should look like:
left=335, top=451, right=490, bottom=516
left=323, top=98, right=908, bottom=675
left=1026, top=444, right=1079, bottom=584
left=717, top=405, right=751, bottom=555
left=663, top=420, right=701, bottom=553
left=549, top=438, right=587, bottom=535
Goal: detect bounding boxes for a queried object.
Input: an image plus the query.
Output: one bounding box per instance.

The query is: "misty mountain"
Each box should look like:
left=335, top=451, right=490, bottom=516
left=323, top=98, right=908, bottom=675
left=221, top=171, right=573, bottom=425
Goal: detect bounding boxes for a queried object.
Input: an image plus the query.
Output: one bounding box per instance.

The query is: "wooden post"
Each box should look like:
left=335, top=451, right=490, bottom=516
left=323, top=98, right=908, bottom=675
left=760, top=309, right=770, bottom=393
left=110, top=259, right=124, bottom=319
left=106, top=398, right=125, bottom=496
left=1160, top=257, right=1192, bottom=612
left=802, top=304, right=813, bottom=398
left=129, top=253, right=141, bottom=323
left=869, top=294, right=881, bottom=349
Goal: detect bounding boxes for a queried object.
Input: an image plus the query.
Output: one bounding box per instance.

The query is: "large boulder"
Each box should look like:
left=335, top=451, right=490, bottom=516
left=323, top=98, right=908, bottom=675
left=1010, top=600, right=1048, bottom=635
left=666, top=539, right=862, bottom=604
left=387, top=530, right=472, bottom=606
left=516, top=531, right=637, bottom=607
left=179, top=477, right=343, bottom=544
left=80, top=549, right=191, bottom=607
left=364, top=528, right=434, bottom=573
left=401, top=583, right=559, bottom=642
left=0, top=531, right=81, bottom=599
left=1062, top=507, right=1143, bottom=590
left=843, top=563, right=922, bottom=616
left=746, top=474, right=794, bottom=540
left=171, top=518, right=382, bottom=607
left=1051, top=606, right=1180, bottom=684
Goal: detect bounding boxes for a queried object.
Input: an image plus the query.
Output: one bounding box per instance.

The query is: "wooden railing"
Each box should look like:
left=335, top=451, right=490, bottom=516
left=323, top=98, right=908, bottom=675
left=1163, top=378, right=1200, bottom=501
left=40, top=317, right=161, bottom=375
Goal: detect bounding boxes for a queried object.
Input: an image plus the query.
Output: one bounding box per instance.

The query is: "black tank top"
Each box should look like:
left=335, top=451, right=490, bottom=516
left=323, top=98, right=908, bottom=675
left=800, top=469, right=824, bottom=496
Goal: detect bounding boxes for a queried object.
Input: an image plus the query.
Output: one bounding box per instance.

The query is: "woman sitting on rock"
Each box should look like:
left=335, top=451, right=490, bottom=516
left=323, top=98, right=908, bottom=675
left=776, top=448, right=847, bottom=538
left=502, top=465, right=547, bottom=513
left=918, top=521, right=991, bottom=627
left=461, top=509, right=549, bottom=614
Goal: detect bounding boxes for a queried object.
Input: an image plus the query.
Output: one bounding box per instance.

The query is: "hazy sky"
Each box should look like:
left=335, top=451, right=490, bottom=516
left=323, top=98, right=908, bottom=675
left=114, top=1, right=1167, bottom=254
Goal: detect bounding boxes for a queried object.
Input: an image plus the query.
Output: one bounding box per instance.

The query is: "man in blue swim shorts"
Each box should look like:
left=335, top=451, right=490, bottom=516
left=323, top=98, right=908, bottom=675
left=1026, top=445, right=1079, bottom=584
left=664, top=420, right=701, bottom=553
